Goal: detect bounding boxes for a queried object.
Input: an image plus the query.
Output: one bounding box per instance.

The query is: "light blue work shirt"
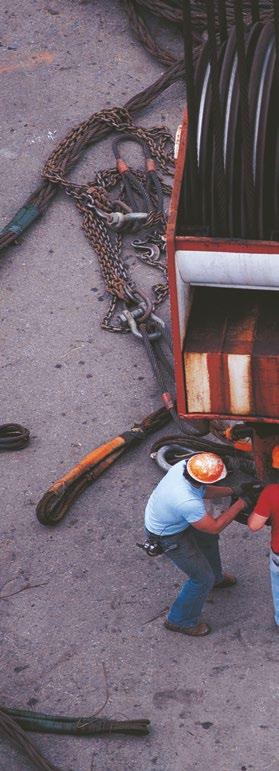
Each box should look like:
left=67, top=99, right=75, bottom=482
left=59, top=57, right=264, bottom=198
left=145, top=459, right=206, bottom=536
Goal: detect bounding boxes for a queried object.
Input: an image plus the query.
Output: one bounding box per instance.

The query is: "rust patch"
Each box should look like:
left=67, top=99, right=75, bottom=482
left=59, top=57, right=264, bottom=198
left=0, top=51, right=54, bottom=75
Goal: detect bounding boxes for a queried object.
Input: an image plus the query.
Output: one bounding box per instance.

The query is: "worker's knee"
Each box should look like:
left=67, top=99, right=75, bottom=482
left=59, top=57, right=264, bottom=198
left=194, top=567, right=215, bottom=592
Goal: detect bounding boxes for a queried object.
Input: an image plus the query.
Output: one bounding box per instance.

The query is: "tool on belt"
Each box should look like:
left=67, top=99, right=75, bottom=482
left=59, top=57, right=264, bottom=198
left=137, top=535, right=163, bottom=556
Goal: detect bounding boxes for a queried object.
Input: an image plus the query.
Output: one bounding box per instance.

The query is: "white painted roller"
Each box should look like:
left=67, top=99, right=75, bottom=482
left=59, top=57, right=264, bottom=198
left=176, top=250, right=279, bottom=288
left=175, top=258, right=193, bottom=342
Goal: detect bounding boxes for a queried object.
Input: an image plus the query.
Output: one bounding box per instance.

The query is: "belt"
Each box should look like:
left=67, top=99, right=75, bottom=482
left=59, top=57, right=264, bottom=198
left=146, top=527, right=186, bottom=539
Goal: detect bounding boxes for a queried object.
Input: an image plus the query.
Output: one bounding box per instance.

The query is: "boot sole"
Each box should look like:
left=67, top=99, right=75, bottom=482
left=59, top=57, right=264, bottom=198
left=164, top=621, right=211, bottom=636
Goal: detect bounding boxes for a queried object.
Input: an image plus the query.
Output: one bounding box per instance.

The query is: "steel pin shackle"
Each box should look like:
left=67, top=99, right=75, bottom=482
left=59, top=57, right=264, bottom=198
left=80, top=193, right=148, bottom=229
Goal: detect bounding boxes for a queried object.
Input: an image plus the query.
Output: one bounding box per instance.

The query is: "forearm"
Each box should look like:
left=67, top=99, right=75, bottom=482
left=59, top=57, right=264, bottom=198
left=211, top=498, right=246, bottom=534
left=205, top=485, right=233, bottom=499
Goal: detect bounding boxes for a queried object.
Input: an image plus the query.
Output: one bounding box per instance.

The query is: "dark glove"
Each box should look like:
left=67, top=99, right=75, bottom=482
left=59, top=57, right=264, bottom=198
left=229, top=424, right=253, bottom=441
left=235, top=510, right=250, bottom=525
left=231, top=481, right=265, bottom=524
left=233, top=481, right=264, bottom=500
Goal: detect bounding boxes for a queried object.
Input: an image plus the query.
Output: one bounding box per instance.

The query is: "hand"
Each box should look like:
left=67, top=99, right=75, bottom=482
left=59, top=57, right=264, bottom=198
left=233, top=481, right=264, bottom=498
left=230, top=496, right=251, bottom=524
left=239, top=481, right=265, bottom=496
left=232, top=482, right=264, bottom=509
left=235, top=509, right=250, bottom=525
left=230, top=492, right=257, bottom=521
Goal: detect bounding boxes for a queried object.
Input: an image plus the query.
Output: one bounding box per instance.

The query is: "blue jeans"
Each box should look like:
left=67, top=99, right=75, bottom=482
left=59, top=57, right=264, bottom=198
left=147, top=527, right=224, bottom=628
left=270, top=550, right=279, bottom=626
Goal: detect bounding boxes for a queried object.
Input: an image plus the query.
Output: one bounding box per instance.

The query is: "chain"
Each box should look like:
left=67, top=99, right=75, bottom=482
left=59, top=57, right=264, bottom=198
left=42, top=107, right=174, bottom=332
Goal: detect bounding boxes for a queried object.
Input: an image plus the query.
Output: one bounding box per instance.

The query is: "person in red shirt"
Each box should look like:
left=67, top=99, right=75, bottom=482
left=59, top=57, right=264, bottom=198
left=248, top=485, right=279, bottom=627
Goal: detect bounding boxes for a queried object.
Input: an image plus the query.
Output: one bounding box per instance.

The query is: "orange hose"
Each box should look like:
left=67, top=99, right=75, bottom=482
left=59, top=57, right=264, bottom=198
left=50, top=436, right=126, bottom=492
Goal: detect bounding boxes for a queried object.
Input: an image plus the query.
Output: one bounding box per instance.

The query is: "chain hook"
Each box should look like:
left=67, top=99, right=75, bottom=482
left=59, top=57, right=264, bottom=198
left=132, top=239, right=161, bottom=261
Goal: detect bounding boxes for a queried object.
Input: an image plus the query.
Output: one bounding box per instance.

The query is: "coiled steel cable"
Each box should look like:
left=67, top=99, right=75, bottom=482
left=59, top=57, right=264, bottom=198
left=217, top=0, right=229, bottom=42
left=124, top=0, right=178, bottom=66
left=205, top=0, right=228, bottom=235
left=251, top=0, right=260, bottom=22
left=233, top=0, right=257, bottom=237
left=272, top=0, right=279, bottom=70
left=150, top=431, right=255, bottom=462
left=182, top=1, right=202, bottom=227
left=0, top=423, right=30, bottom=451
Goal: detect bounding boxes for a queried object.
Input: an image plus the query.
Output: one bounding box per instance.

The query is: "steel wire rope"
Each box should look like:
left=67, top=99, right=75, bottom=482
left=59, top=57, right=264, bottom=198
left=182, top=1, right=202, bottom=228
left=233, top=0, right=257, bottom=237
left=2, top=707, right=150, bottom=736
left=123, top=0, right=178, bottom=66
left=139, top=322, right=206, bottom=433
left=149, top=432, right=256, bottom=475
left=217, top=0, right=228, bottom=42
left=112, top=134, right=159, bottom=212
left=251, top=0, right=260, bottom=22
left=272, top=0, right=279, bottom=76
left=205, top=0, right=228, bottom=235
left=0, top=423, right=30, bottom=451
left=0, top=708, right=60, bottom=771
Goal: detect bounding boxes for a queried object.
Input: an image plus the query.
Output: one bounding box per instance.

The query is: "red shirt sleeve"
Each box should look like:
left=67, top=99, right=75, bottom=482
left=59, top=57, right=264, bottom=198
left=253, top=487, right=272, bottom=518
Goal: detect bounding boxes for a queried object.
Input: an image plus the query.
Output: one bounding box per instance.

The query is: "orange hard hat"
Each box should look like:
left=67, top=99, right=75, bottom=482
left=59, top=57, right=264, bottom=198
left=186, top=452, right=227, bottom=484
left=272, top=445, right=279, bottom=469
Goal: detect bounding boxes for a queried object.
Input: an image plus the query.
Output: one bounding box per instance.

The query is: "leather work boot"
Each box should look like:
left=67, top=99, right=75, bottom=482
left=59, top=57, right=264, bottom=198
left=214, top=573, right=237, bottom=589
left=164, top=620, right=211, bottom=636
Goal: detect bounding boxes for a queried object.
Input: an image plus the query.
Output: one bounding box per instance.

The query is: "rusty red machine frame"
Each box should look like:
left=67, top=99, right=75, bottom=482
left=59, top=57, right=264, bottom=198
left=167, top=110, right=279, bottom=479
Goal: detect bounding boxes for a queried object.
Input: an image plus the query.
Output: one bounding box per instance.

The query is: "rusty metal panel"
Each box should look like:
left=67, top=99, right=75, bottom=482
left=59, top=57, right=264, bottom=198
left=166, top=112, right=279, bottom=424
left=183, top=287, right=279, bottom=419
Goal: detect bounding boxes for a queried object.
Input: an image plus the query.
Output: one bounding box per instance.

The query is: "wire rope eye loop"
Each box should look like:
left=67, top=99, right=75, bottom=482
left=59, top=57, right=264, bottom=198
left=149, top=313, right=165, bottom=329
left=112, top=133, right=147, bottom=161
left=139, top=318, right=163, bottom=341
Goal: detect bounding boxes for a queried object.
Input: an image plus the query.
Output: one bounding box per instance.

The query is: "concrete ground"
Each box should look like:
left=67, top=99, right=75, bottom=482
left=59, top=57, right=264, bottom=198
left=0, top=2, right=278, bottom=770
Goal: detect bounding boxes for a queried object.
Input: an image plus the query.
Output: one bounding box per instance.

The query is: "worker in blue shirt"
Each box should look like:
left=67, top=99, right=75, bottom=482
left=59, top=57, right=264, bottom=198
left=144, top=452, right=247, bottom=637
